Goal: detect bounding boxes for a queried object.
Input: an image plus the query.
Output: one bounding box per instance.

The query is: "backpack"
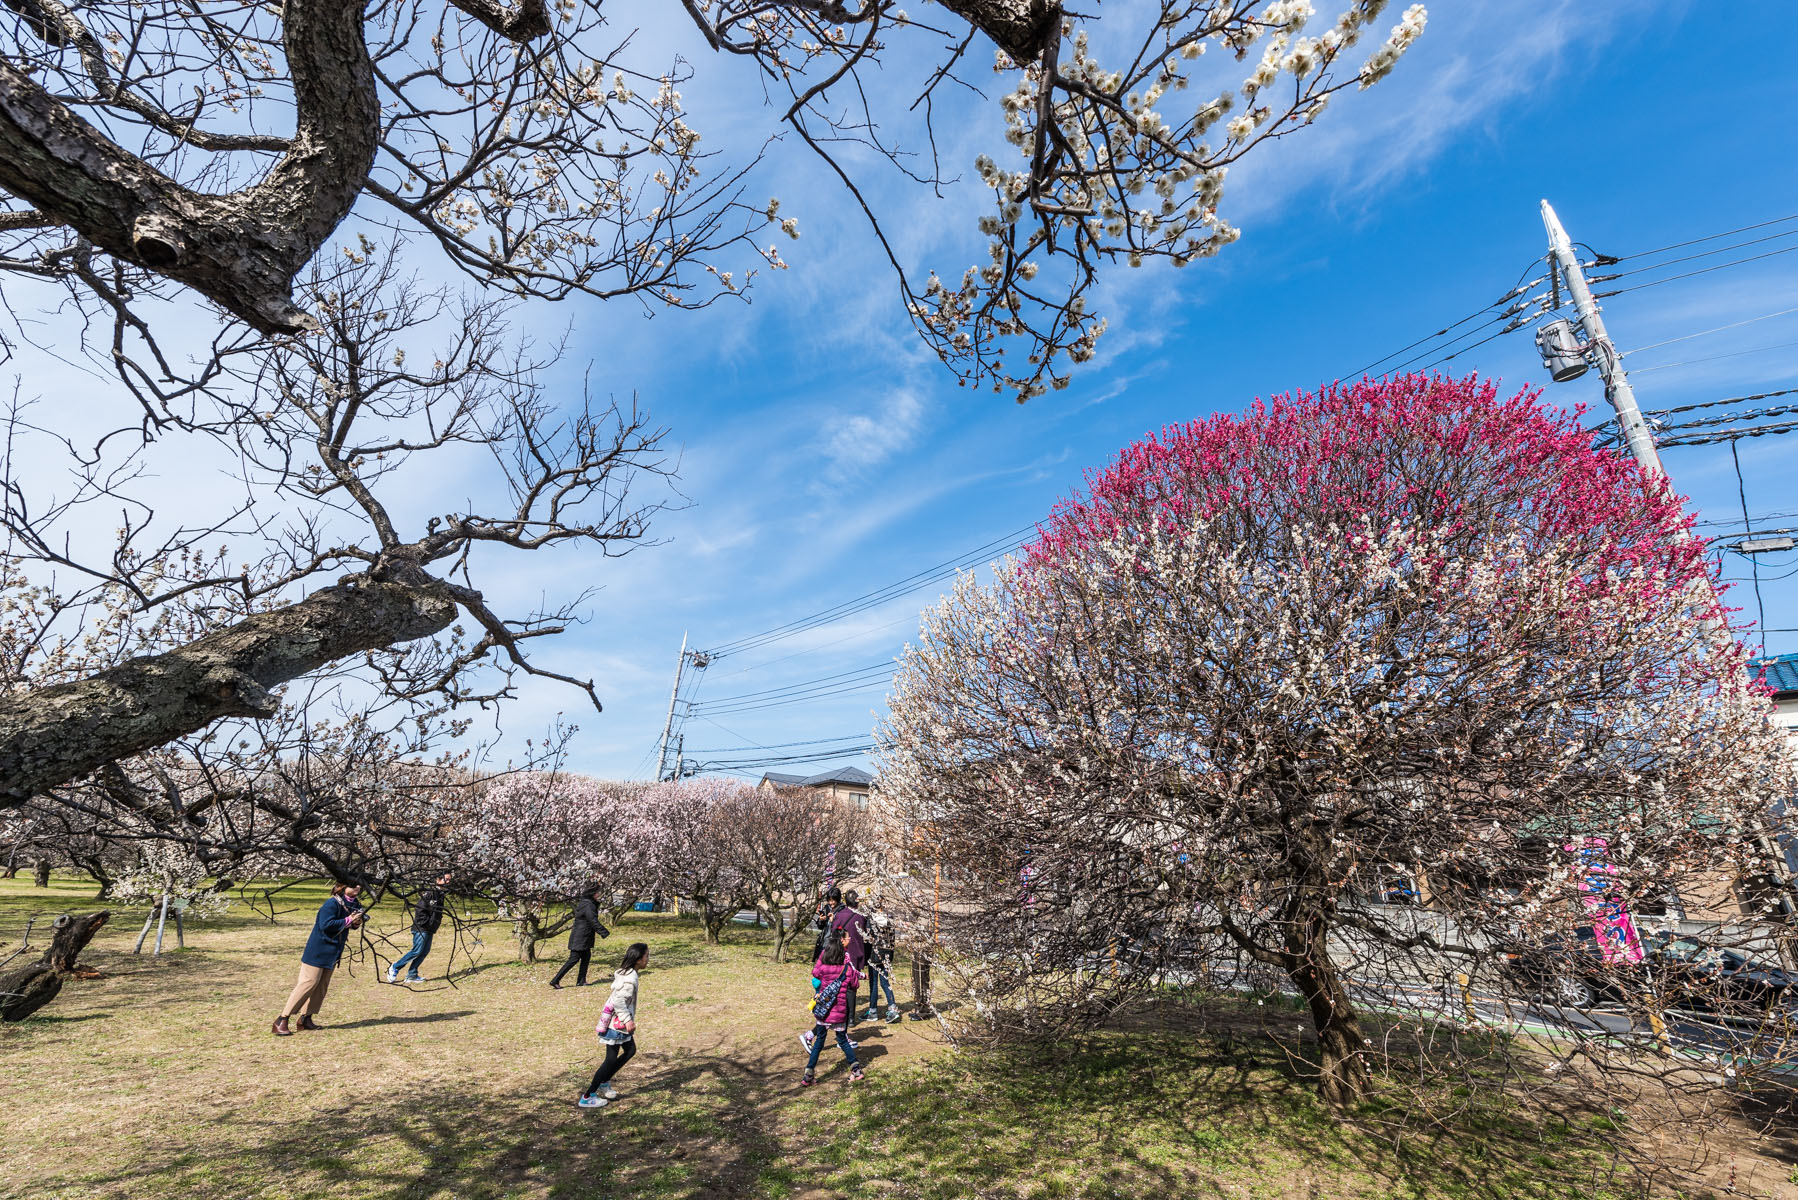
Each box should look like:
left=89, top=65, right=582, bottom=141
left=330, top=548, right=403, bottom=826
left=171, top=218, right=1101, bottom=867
left=811, top=972, right=846, bottom=1021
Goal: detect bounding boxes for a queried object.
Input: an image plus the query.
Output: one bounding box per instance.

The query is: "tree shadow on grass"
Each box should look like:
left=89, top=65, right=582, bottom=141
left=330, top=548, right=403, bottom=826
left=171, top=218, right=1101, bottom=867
left=328, top=1009, right=476, bottom=1029
left=44, top=1033, right=817, bottom=1200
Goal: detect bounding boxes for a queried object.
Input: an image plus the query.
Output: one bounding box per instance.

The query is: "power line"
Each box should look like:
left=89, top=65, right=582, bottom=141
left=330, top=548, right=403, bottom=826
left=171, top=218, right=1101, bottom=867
left=703, top=523, right=1036, bottom=659
left=691, top=659, right=894, bottom=707
left=1637, top=385, right=1798, bottom=419
left=1594, top=228, right=1798, bottom=285
left=1602, top=212, right=1798, bottom=265
left=1619, top=306, right=1798, bottom=357
left=685, top=734, right=872, bottom=755
left=694, top=676, right=894, bottom=718
left=1594, top=244, right=1798, bottom=300
left=1630, top=338, right=1798, bottom=376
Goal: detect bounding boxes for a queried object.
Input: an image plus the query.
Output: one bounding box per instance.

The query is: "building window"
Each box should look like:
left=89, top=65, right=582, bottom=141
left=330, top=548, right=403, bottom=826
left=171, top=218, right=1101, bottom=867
left=850, top=792, right=868, bottom=810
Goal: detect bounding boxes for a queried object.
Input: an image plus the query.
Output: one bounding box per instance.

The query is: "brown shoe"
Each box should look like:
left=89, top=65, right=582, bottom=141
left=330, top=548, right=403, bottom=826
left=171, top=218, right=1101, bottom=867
left=297, top=1015, right=320, bottom=1031
left=272, top=1017, right=292, bottom=1037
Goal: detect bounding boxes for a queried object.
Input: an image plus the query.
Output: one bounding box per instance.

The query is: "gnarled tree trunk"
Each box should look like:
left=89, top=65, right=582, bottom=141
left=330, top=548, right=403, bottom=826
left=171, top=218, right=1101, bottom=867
left=0, top=910, right=109, bottom=1021
left=1284, top=911, right=1372, bottom=1107
left=0, top=578, right=456, bottom=807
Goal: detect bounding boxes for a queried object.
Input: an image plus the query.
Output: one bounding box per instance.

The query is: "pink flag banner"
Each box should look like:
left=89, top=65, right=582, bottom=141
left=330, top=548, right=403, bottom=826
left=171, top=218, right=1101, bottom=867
left=1568, top=837, right=1644, bottom=964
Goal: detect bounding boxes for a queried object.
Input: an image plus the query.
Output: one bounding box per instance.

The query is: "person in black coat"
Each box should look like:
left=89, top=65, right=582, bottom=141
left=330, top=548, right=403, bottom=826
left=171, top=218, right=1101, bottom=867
left=550, top=884, right=610, bottom=988
left=386, top=871, right=452, bottom=983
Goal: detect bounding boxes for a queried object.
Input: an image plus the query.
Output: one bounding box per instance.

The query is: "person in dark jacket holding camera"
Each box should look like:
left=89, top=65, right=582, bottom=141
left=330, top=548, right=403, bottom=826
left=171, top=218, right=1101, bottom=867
left=274, top=883, right=366, bottom=1036
left=386, top=871, right=452, bottom=983
left=550, top=884, right=610, bottom=988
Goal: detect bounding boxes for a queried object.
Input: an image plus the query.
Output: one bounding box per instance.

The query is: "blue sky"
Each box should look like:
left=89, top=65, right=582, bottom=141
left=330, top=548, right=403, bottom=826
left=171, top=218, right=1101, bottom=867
left=12, top=3, right=1788, bottom=782
left=485, top=0, right=1798, bottom=782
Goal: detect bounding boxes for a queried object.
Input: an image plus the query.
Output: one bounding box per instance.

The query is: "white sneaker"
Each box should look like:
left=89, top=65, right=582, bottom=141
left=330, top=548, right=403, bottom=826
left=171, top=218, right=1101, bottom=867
left=577, top=1094, right=608, bottom=1109
left=384, top=968, right=400, bottom=984
left=600, top=1085, right=619, bottom=1100
left=799, top=1030, right=815, bottom=1053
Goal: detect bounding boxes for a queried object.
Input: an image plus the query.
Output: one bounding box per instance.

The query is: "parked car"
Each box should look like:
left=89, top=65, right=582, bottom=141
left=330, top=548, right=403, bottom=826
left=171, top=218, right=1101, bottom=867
left=1499, top=926, right=1798, bottom=1015
left=1641, top=933, right=1798, bottom=1016
left=1495, top=926, right=1644, bottom=1009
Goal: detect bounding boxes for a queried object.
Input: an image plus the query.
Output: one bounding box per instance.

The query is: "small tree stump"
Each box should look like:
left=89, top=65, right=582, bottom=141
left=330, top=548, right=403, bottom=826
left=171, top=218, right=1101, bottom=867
left=32, top=859, right=50, bottom=888
left=0, top=911, right=109, bottom=1022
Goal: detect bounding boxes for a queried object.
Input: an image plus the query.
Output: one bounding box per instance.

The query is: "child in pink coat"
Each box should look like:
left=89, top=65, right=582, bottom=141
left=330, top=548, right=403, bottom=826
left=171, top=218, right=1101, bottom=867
left=799, top=930, right=863, bottom=1086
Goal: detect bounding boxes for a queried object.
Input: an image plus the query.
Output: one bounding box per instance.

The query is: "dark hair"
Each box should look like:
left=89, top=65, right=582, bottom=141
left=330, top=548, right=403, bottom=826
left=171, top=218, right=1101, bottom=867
left=330, top=882, right=358, bottom=898
left=844, top=889, right=860, bottom=908
left=819, top=931, right=846, bottom=966
left=826, top=886, right=842, bottom=904
left=620, top=942, right=649, bottom=972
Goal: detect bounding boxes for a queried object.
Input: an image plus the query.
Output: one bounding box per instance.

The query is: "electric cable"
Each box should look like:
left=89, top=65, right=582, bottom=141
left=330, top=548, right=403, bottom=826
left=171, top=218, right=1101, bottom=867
left=1602, top=213, right=1798, bottom=264
left=1619, top=306, right=1798, bottom=357
left=1594, top=244, right=1798, bottom=300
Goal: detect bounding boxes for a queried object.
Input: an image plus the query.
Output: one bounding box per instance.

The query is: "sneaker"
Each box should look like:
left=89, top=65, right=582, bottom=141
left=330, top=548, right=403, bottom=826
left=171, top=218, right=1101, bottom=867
left=850, top=1067, right=866, bottom=1082
left=384, top=968, right=400, bottom=984
left=272, top=1017, right=292, bottom=1037
left=800, top=1071, right=816, bottom=1087
left=798, top=1030, right=815, bottom=1053
left=846, top=1037, right=860, bottom=1050
left=887, top=1007, right=902, bottom=1024
left=861, top=1008, right=878, bottom=1021
left=600, top=1085, right=619, bottom=1100
left=577, top=1093, right=608, bottom=1109
left=406, top=976, right=423, bottom=983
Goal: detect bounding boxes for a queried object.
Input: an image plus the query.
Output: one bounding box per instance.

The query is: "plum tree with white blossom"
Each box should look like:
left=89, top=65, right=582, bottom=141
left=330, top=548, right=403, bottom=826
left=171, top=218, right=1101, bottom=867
left=879, top=374, right=1796, bottom=1106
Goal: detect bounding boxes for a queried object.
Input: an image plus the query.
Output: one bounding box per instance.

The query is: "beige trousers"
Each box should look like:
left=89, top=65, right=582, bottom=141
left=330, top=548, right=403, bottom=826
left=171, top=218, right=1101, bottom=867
left=281, top=963, right=334, bottom=1018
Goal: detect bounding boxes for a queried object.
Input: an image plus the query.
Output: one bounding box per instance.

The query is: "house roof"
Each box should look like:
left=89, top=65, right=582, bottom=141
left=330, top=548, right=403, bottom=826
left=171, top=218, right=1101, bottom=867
left=1752, top=653, right=1798, bottom=699
left=759, top=765, right=875, bottom=790
left=799, top=765, right=874, bottom=788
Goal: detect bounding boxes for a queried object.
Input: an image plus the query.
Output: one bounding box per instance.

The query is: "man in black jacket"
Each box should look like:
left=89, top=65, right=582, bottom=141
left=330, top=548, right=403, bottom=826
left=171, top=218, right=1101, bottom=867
left=550, top=884, right=610, bottom=989
left=387, top=872, right=452, bottom=983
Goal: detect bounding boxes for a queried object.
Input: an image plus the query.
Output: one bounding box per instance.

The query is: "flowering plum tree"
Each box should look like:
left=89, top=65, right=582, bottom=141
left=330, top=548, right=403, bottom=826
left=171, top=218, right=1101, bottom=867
left=880, top=374, right=1796, bottom=1106
left=642, top=777, right=762, bottom=945
left=726, top=784, right=870, bottom=961
left=454, top=772, right=647, bottom=961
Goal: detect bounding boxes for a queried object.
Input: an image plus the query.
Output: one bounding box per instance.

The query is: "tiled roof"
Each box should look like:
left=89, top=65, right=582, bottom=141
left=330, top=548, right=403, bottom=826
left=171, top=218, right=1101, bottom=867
left=799, top=766, right=875, bottom=788
left=759, top=772, right=808, bottom=787
left=1753, top=653, right=1798, bottom=698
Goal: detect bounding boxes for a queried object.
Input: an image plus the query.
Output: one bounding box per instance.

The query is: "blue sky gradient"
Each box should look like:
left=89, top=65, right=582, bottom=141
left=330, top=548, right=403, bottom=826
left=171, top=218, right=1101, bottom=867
left=386, top=3, right=1798, bottom=779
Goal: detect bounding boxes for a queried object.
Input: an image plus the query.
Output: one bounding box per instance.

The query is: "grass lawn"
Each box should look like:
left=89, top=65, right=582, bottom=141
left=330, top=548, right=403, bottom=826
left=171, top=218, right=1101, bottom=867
left=1, top=874, right=1793, bottom=1200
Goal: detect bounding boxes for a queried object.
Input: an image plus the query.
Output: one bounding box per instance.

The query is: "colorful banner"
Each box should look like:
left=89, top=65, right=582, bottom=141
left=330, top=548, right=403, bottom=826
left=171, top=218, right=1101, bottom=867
left=825, top=842, right=837, bottom=888
left=1568, top=837, right=1644, bottom=964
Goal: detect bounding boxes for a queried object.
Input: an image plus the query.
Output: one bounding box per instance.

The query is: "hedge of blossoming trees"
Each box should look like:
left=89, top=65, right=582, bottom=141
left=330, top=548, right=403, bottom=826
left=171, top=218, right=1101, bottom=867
left=878, top=374, right=1798, bottom=1116
left=1, top=0, right=1433, bottom=809
left=455, top=774, right=867, bottom=958
left=724, top=784, right=871, bottom=961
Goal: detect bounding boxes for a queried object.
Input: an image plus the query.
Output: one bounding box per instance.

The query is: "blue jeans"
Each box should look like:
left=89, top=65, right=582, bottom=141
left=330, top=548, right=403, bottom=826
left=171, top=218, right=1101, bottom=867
left=864, top=964, right=896, bottom=1010
left=392, top=930, right=434, bottom=978
left=806, top=1023, right=859, bottom=1072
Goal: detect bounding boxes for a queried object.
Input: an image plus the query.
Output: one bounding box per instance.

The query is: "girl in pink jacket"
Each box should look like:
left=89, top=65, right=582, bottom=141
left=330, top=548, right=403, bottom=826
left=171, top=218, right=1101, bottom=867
left=799, top=930, right=863, bottom=1086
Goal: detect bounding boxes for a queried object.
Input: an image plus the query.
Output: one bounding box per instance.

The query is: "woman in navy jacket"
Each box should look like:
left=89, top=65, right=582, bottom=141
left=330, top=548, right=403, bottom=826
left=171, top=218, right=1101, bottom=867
left=274, top=883, right=366, bottom=1036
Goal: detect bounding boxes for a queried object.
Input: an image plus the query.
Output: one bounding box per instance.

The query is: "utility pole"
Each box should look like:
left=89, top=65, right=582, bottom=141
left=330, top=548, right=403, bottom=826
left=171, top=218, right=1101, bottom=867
left=1541, top=199, right=1798, bottom=965
left=1540, top=200, right=1665, bottom=481
left=655, top=632, right=688, bottom=782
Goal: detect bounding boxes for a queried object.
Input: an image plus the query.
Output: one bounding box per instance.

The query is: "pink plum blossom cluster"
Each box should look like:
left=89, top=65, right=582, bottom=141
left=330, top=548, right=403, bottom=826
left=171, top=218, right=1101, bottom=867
left=879, top=374, right=1796, bottom=1110
left=452, top=773, right=867, bottom=959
